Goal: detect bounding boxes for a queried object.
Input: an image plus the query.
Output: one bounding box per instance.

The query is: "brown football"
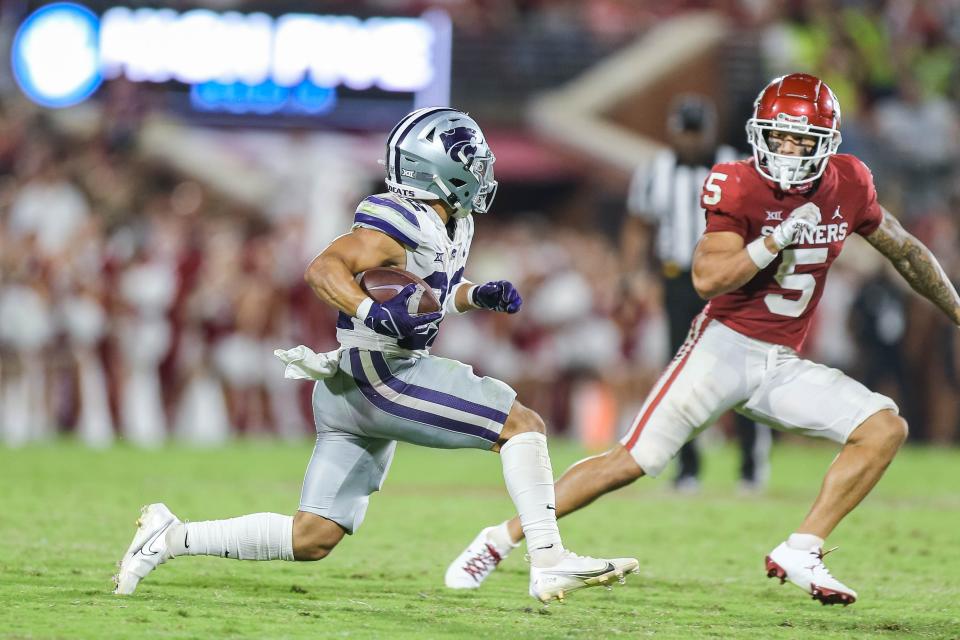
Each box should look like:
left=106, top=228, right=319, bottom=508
left=359, top=267, right=442, bottom=314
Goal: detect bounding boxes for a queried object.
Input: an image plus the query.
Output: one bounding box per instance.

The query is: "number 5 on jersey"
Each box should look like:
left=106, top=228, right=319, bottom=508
left=765, top=248, right=829, bottom=317
left=703, top=172, right=727, bottom=206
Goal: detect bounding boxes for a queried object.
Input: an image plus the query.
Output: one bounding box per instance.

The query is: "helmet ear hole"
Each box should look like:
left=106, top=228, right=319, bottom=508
left=449, top=178, right=466, bottom=187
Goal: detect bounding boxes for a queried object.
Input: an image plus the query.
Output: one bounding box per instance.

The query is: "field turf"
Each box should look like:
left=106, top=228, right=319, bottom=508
left=1, top=439, right=958, bottom=639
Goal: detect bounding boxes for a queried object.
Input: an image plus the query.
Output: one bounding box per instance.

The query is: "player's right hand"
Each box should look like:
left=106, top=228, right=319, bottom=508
left=361, top=284, right=442, bottom=340
left=771, top=202, right=821, bottom=249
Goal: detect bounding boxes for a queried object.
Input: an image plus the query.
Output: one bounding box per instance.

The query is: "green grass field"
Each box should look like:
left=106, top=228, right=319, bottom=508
left=1, top=439, right=958, bottom=639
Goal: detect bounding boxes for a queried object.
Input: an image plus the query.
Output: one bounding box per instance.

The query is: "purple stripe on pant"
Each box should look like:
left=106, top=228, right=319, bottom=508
left=368, top=351, right=509, bottom=424
left=348, top=348, right=500, bottom=443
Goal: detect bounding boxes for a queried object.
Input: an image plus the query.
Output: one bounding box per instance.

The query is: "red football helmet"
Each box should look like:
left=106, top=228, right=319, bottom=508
left=746, top=73, right=842, bottom=190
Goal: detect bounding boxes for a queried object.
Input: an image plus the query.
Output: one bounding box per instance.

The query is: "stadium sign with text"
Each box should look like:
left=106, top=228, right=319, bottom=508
left=11, top=3, right=451, bottom=121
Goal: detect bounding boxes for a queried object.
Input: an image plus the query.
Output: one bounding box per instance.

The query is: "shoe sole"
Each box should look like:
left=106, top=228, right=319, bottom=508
left=535, top=560, right=640, bottom=603
left=765, top=556, right=856, bottom=606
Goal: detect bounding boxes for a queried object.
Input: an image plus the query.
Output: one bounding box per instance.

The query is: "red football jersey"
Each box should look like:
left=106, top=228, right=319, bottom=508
left=700, top=154, right=883, bottom=350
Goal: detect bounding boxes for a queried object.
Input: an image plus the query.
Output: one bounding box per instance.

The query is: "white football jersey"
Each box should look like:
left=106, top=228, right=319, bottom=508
left=336, top=193, right=473, bottom=353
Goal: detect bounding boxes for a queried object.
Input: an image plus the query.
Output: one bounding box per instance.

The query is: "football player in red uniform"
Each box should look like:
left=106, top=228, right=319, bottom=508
left=445, top=73, right=960, bottom=605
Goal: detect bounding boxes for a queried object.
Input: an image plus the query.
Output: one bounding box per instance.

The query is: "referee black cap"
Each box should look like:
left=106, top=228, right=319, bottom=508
left=667, top=94, right=717, bottom=134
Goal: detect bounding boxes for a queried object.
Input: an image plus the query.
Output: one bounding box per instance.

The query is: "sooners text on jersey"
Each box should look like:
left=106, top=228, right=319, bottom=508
left=700, top=154, right=883, bottom=350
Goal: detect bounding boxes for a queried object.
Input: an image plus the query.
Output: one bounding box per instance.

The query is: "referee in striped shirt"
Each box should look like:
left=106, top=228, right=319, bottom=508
left=624, top=94, right=771, bottom=493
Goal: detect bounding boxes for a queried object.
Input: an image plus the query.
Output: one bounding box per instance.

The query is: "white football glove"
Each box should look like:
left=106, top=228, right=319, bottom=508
left=771, top=202, right=821, bottom=250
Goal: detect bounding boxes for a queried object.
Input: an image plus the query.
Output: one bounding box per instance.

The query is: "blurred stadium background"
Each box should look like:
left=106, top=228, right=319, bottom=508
left=1, top=0, right=958, bottom=454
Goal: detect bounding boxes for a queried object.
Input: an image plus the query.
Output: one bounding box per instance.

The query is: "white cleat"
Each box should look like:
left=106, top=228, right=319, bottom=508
left=529, top=552, right=639, bottom=603
left=445, top=526, right=514, bottom=589
left=766, top=542, right=857, bottom=606
left=113, top=503, right=180, bottom=595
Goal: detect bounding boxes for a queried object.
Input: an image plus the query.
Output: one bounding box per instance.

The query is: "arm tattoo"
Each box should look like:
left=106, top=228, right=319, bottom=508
left=866, top=209, right=960, bottom=325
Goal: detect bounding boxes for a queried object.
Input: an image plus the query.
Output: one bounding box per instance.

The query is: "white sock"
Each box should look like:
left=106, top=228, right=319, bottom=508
left=499, top=432, right=564, bottom=567
left=166, top=513, right=294, bottom=561
left=486, top=521, right=519, bottom=554
left=787, top=532, right=825, bottom=551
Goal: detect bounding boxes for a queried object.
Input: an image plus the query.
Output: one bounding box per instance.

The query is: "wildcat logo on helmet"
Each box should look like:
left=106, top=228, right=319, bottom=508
left=439, top=127, right=480, bottom=163
left=383, top=108, right=497, bottom=217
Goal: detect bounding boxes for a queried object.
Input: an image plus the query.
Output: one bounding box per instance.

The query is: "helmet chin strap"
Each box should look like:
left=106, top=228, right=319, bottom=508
left=432, top=175, right=472, bottom=218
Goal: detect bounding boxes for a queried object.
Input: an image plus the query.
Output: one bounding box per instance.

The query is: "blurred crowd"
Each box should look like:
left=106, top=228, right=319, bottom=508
left=0, top=103, right=330, bottom=447
left=1, top=0, right=959, bottom=448
left=759, top=0, right=960, bottom=218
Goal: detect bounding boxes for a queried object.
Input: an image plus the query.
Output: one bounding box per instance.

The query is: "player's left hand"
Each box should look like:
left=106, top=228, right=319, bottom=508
left=772, top=202, right=821, bottom=249
left=472, top=281, right=522, bottom=314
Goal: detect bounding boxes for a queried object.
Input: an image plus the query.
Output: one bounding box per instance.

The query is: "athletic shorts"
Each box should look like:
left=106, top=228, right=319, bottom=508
left=620, top=314, right=898, bottom=477
left=299, top=347, right=516, bottom=533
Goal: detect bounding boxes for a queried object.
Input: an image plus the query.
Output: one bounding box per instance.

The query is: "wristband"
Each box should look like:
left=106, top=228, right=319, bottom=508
left=746, top=237, right=778, bottom=269
left=444, top=282, right=470, bottom=315
left=466, top=284, right=480, bottom=308
left=355, top=297, right=375, bottom=321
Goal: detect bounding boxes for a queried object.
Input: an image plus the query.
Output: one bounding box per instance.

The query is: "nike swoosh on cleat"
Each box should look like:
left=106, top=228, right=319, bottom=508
left=144, top=529, right=168, bottom=556
left=546, top=505, right=556, bottom=511
left=184, top=532, right=189, bottom=549
left=132, top=519, right=172, bottom=557
left=552, top=562, right=617, bottom=580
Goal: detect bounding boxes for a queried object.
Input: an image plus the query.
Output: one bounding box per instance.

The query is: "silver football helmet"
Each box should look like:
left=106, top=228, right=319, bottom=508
left=384, top=107, right=497, bottom=218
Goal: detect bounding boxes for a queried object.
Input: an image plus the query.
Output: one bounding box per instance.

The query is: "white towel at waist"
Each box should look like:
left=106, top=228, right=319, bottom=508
left=273, top=345, right=341, bottom=381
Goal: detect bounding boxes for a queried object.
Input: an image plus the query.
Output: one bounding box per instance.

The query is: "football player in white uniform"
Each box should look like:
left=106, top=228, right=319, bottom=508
left=114, top=108, right=638, bottom=603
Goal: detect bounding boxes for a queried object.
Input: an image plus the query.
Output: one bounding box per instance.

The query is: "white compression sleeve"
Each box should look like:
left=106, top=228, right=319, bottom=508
left=499, top=432, right=564, bottom=567
left=166, top=513, right=294, bottom=561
